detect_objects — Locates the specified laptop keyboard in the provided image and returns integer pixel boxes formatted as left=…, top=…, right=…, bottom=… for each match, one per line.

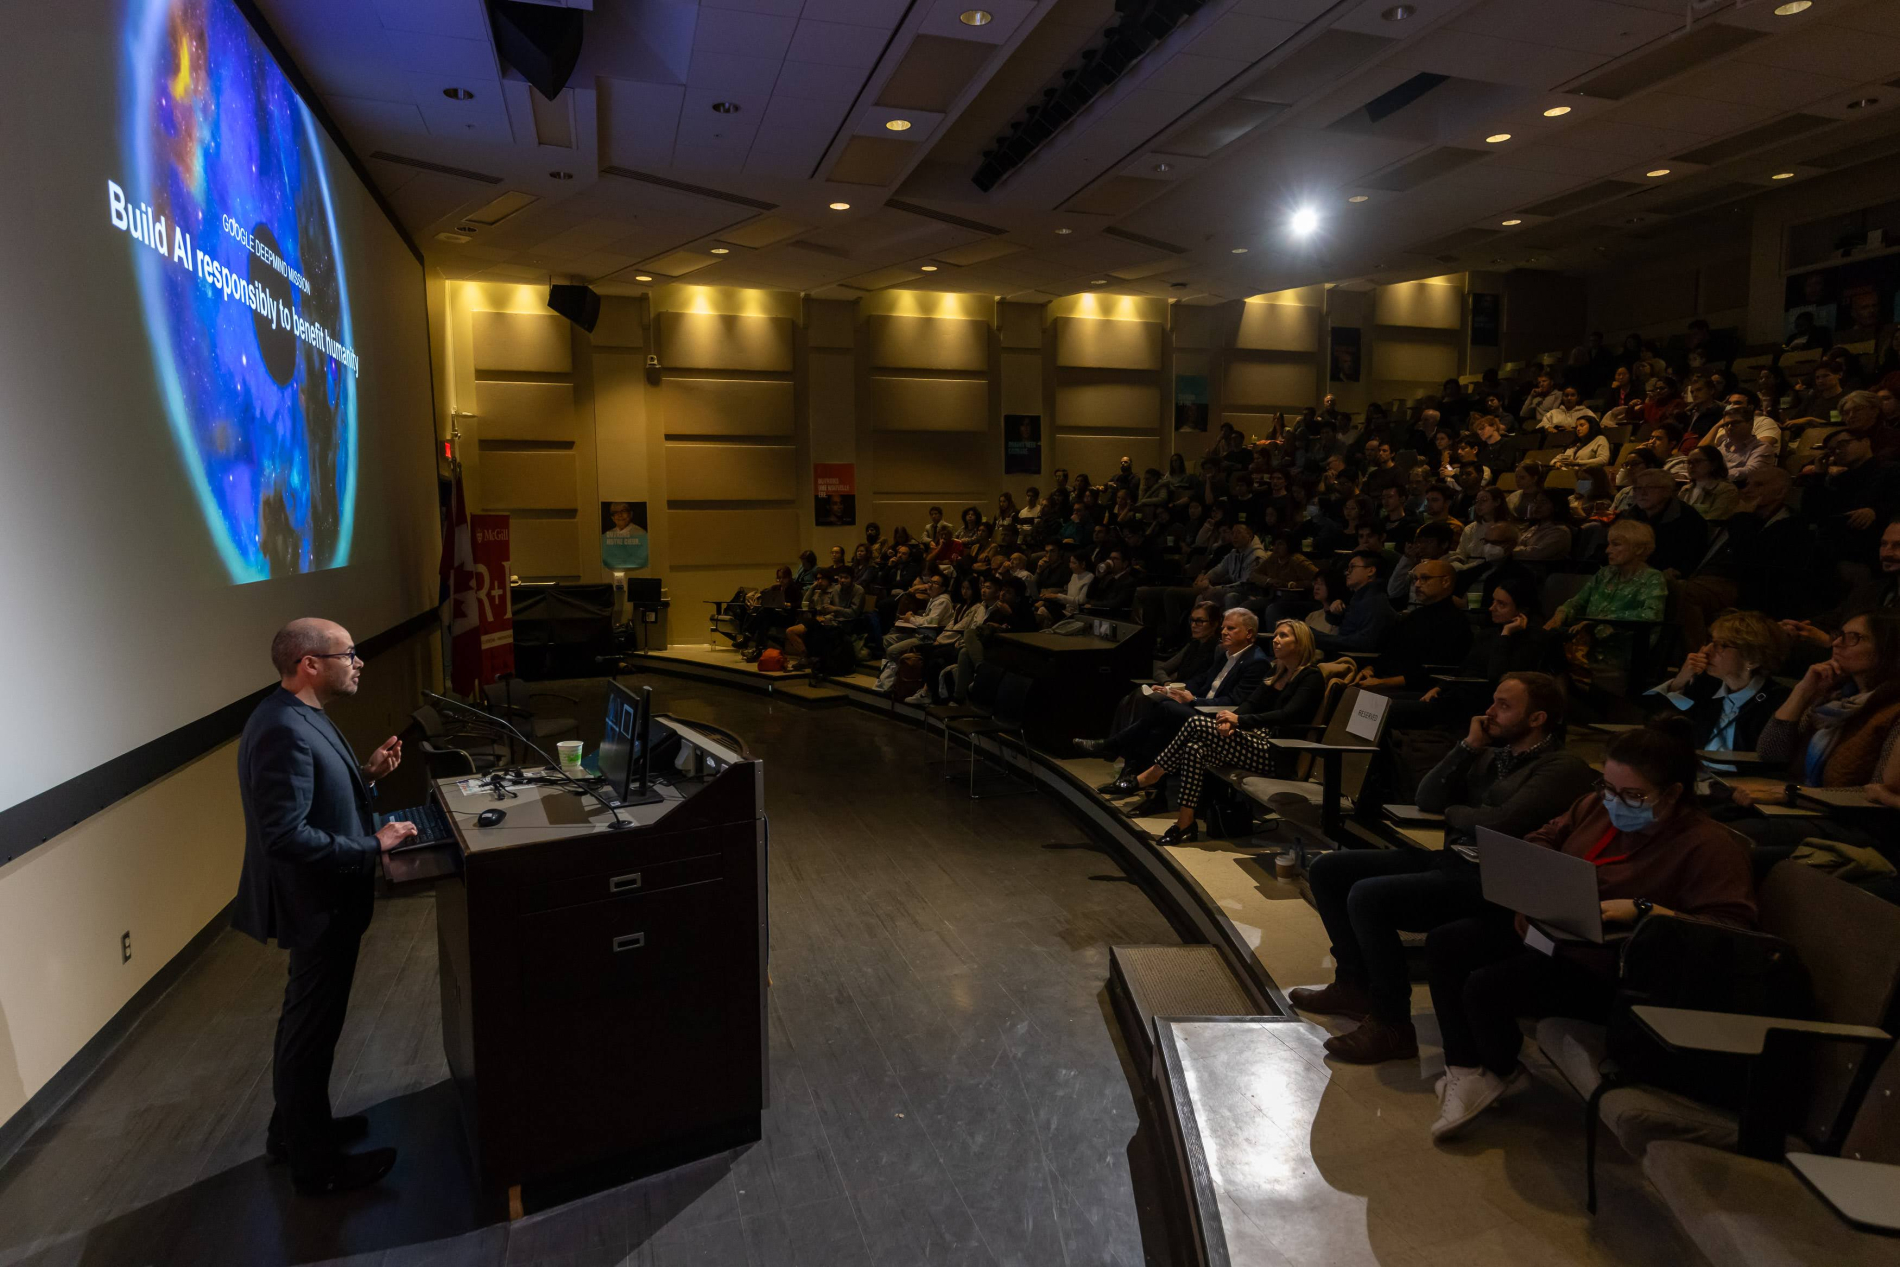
left=377, top=801, right=454, bottom=847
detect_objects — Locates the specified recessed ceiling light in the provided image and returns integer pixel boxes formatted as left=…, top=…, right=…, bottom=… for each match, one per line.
left=1347, top=194, right=1369, bottom=203
left=959, top=8, right=992, bottom=25
left=1054, top=227, right=1073, bottom=234
left=1773, top=1, right=1811, bottom=14
left=829, top=201, right=851, bottom=210
left=885, top=118, right=912, bottom=131
left=920, top=264, right=939, bottom=271
left=1848, top=97, right=1879, bottom=110
left=1090, top=278, right=1107, bottom=285
left=1501, top=218, right=1522, bottom=226
left=1290, top=206, right=1319, bottom=237
left=634, top=275, right=653, bottom=282
left=1771, top=171, right=1796, bottom=180
left=436, top=231, right=470, bottom=243
left=1381, top=4, right=1415, bottom=20
left=1542, top=105, right=1571, bottom=117
left=549, top=170, right=573, bottom=180
left=712, top=101, right=741, bottom=114
left=1485, top=133, right=1512, bottom=143
left=709, top=247, right=730, bottom=254
left=1646, top=168, right=1671, bottom=177
left=1231, top=247, right=1247, bottom=253
left=1153, top=162, right=1172, bottom=173
left=443, top=87, right=473, bottom=100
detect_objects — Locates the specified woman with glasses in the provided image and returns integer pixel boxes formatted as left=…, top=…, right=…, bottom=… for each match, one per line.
left=1111, top=620, right=1326, bottom=844
left=1424, top=721, right=1757, bottom=1141
left=1679, top=445, right=1739, bottom=521
left=1645, top=610, right=1790, bottom=776
left=1730, top=612, right=1900, bottom=894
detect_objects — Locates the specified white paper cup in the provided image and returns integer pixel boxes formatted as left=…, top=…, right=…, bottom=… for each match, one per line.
left=557, top=740, right=585, bottom=772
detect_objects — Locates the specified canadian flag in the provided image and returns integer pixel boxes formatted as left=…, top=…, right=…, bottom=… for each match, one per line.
left=439, top=465, right=480, bottom=695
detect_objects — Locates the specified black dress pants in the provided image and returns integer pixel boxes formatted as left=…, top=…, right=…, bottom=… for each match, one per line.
left=1425, top=916, right=1615, bottom=1077
left=1104, top=695, right=1197, bottom=772
left=1306, top=847, right=1488, bottom=1024
left=272, top=915, right=366, bottom=1177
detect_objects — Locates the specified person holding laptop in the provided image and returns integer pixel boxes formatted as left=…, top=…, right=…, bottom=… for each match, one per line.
left=1290, top=673, right=1592, bottom=1064
left=1423, top=722, right=1756, bottom=1141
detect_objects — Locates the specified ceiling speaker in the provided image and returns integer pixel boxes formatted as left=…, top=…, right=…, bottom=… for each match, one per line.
left=547, top=284, right=600, bottom=333
left=488, top=1, right=584, bottom=101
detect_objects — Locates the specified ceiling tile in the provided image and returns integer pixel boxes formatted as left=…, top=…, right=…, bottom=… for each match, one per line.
left=371, top=0, right=487, bottom=38
left=1738, top=28, right=1900, bottom=82
left=702, top=0, right=805, bottom=15
left=1446, top=0, right=1677, bottom=55
left=787, top=21, right=894, bottom=70
left=693, top=7, right=799, bottom=54
left=1598, top=90, right=1778, bottom=138
left=1546, top=116, right=1709, bottom=157
left=1667, top=62, right=1861, bottom=113
left=801, top=0, right=909, bottom=29
left=773, top=59, right=871, bottom=103
left=1134, top=53, right=1253, bottom=99
left=1184, top=13, right=1301, bottom=65
left=598, top=79, right=685, bottom=168
left=687, top=50, right=788, bottom=92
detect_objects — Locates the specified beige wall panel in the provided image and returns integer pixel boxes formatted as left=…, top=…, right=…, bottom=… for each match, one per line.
left=667, top=509, right=800, bottom=566
left=1056, top=435, right=1159, bottom=482
left=872, top=431, right=988, bottom=493
left=592, top=354, right=650, bottom=502
left=807, top=298, right=855, bottom=349
left=1001, top=349, right=1042, bottom=415
left=1237, top=302, right=1318, bottom=352
left=655, top=311, right=795, bottom=371
left=1057, top=380, right=1159, bottom=431
left=510, top=518, right=582, bottom=579
left=871, top=377, right=988, bottom=432
left=866, top=314, right=988, bottom=371
left=1374, top=282, right=1463, bottom=330
left=662, top=378, right=795, bottom=435
left=474, top=380, right=576, bottom=442
left=666, top=443, right=796, bottom=501
left=807, top=351, right=856, bottom=464
left=590, top=297, right=644, bottom=348
left=1000, top=302, right=1042, bottom=349
left=479, top=450, right=577, bottom=509
left=471, top=310, right=573, bottom=373
left=1223, top=359, right=1316, bottom=408
left=1054, top=316, right=1162, bottom=369
left=1373, top=340, right=1460, bottom=383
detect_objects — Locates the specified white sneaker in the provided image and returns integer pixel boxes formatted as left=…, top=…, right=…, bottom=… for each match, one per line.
left=1434, top=1073, right=1447, bottom=1103
left=1431, top=1065, right=1520, bottom=1140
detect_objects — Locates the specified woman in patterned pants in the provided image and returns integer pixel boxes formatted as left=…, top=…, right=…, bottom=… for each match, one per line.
left=1125, top=619, right=1328, bottom=844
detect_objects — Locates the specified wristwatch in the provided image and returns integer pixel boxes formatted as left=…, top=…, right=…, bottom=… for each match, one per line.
left=1633, top=897, right=1654, bottom=921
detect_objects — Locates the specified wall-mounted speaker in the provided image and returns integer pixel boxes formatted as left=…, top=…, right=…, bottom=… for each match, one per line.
left=488, top=1, right=584, bottom=101
left=547, top=284, right=601, bottom=333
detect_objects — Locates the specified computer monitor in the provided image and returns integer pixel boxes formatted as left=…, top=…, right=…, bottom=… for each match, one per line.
left=597, top=680, right=664, bottom=808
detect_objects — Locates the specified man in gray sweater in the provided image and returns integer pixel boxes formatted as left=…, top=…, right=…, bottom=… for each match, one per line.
left=1286, top=672, right=1595, bottom=1064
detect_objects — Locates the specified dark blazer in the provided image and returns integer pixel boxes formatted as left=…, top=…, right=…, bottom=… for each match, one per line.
left=1187, top=645, right=1271, bottom=706
left=1665, top=674, right=1790, bottom=754
left=1235, top=665, right=1325, bottom=733
left=232, top=688, right=381, bottom=950
left=1089, top=568, right=1139, bottom=611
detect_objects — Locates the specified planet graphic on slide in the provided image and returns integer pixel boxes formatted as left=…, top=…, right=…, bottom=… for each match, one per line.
left=123, top=0, right=356, bottom=583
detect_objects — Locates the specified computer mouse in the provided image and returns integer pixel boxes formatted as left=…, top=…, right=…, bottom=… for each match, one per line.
left=476, top=808, right=507, bottom=828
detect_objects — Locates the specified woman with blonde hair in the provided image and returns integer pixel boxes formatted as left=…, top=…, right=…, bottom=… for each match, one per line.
left=1115, top=618, right=1327, bottom=844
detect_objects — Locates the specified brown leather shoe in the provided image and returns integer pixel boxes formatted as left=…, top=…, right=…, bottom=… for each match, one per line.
left=1323, top=1016, right=1419, bottom=1065
left=1286, top=979, right=1374, bottom=1020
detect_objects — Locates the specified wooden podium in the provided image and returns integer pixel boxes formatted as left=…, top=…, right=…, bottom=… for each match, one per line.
left=389, top=717, right=766, bottom=1214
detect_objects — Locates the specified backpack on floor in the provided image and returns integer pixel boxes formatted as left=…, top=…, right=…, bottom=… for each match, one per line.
left=889, top=652, right=924, bottom=701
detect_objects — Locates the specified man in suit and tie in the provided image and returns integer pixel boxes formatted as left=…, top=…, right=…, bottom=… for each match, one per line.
left=234, top=619, right=417, bottom=1194
left=1076, top=607, right=1272, bottom=790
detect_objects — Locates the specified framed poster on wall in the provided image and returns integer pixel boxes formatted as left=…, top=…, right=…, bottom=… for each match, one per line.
left=1004, top=414, right=1042, bottom=474
left=1328, top=326, right=1361, bottom=382
left=814, top=463, right=856, bottom=525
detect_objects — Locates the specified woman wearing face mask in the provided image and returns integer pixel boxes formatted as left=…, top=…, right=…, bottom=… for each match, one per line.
left=1423, top=720, right=1757, bottom=1140
left=1113, top=619, right=1326, bottom=842
left=1568, top=465, right=1615, bottom=523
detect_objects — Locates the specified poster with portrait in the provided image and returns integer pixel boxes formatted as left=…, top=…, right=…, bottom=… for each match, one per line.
left=814, top=463, right=856, bottom=526
left=1004, top=413, right=1042, bottom=474
left=600, top=501, right=649, bottom=570
left=1172, top=376, right=1208, bottom=432
left=1329, top=325, right=1362, bottom=382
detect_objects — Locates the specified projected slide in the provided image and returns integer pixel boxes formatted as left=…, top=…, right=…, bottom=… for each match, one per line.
left=115, top=0, right=359, bottom=583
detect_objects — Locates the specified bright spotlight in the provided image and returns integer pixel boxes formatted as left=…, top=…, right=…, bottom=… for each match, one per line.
left=1289, top=206, right=1320, bottom=237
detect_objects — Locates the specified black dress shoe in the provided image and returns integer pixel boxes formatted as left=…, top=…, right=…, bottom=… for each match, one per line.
left=267, top=1114, right=371, bottom=1164
left=1073, top=737, right=1113, bottom=756
left=293, top=1147, right=397, bottom=1196
left=1098, top=776, right=1142, bottom=797
left=1156, top=822, right=1199, bottom=845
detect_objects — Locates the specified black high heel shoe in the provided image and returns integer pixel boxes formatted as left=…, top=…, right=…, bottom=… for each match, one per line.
left=1156, top=821, right=1199, bottom=845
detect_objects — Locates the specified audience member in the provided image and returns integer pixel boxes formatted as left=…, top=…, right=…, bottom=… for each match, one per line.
left=1679, top=446, right=1739, bottom=522
left=1425, top=722, right=1755, bottom=1139
left=1646, top=609, right=1790, bottom=771
left=1295, top=673, right=1592, bottom=1063
left=1620, top=469, right=1708, bottom=577
left=1074, top=608, right=1269, bottom=776
left=1355, top=558, right=1470, bottom=693
left=1313, top=551, right=1397, bottom=656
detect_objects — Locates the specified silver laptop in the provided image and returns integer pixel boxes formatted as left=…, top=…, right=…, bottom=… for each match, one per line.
left=1475, top=826, right=1604, bottom=943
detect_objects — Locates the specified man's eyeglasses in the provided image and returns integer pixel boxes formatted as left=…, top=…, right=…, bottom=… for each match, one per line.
left=1189, top=616, right=1214, bottom=625
left=311, top=648, right=363, bottom=663
left=1594, top=778, right=1654, bottom=809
